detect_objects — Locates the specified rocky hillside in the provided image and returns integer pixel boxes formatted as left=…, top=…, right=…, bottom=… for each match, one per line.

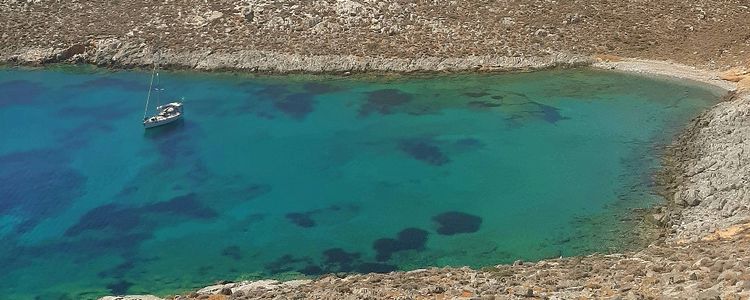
left=2, top=0, right=749, bottom=70
left=663, top=91, right=750, bottom=243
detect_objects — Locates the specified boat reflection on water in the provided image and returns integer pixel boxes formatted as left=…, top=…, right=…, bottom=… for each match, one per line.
left=142, top=117, right=186, bottom=140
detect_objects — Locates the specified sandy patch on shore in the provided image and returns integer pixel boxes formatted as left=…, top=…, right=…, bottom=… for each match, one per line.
left=702, top=222, right=750, bottom=241
left=592, top=58, right=737, bottom=91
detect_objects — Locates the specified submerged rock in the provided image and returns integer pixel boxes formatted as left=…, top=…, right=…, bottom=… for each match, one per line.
left=398, top=139, right=450, bottom=166
left=373, top=228, right=428, bottom=261
left=432, top=211, right=482, bottom=235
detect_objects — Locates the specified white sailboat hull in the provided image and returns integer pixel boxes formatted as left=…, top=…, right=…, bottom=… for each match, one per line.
left=143, top=114, right=182, bottom=128
left=144, top=102, right=183, bottom=128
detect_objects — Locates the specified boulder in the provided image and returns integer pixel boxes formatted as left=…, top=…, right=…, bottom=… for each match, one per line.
left=197, top=282, right=238, bottom=295
left=220, top=287, right=232, bottom=295
left=59, top=43, right=86, bottom=60
left=206, top=11, right=223, bottom=23
left=13, top=47, right=55, bottom=64
left=185, top=10, right=223, bottom=27
left=335, top=0, right=365, bottom=17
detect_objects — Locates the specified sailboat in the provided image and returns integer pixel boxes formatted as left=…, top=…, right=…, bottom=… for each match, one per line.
left=143, top=62, right=183, bottom=129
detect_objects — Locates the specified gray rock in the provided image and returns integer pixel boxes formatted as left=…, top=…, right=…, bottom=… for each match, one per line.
left=220, top=287, right=232, bottom=295
left=696, top=288, right=721, bottom=300
left=664, top=91, right=750, bottom=243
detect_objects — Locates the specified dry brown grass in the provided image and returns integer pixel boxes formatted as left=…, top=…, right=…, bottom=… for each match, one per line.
left=2, top=0, right=749, bottom=69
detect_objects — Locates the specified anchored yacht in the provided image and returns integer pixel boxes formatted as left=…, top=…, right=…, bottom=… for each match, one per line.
left=143, top=62, right=183, bottom=128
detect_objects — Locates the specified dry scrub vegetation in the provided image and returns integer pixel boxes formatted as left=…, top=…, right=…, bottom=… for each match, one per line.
left=2, top=0, right=749, bottom=69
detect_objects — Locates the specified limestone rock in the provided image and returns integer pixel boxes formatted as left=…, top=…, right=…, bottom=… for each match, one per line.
left=665, top=91, right=750, bottom=243
left=197, top=282, right=238, bottom=295
left=206, top=11, right=223, bottom=23
left=283, top=279, right=312, bottom=288
left=335, top=0, right=365, bottom=18
left=185, top=10, right=224, bottom=27
left=232, top=279, right=281, bottom=293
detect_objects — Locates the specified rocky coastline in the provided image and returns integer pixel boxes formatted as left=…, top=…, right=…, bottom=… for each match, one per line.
left=1, top=39, right=595, bottom=74
left=4, top=0, right=750, bottom=299
left=103, top=226, right=750, bottom=299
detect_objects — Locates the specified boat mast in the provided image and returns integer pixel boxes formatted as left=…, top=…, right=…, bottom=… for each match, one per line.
left=155, top=71, right=161, bottom=107
left=143, top=45, right=163, bottom=119
left=143, top=63, right=157, bottom=120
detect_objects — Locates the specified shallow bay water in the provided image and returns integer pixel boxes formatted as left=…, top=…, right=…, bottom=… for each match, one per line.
left=0, top=67, right=722, bottom=299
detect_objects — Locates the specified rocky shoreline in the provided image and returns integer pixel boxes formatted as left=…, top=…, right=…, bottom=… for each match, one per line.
left=104, top=225, right=750, bottom=299
left=1, top=39, right=595, bottom=73
left=661, top=91, right=750, bottom=242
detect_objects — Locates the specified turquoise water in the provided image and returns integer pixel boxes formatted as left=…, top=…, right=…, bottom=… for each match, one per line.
left=0, top=67, right=721, bottom=299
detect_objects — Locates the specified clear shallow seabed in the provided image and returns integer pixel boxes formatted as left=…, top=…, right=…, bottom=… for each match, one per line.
left=0, top=67, right=722, bottom=299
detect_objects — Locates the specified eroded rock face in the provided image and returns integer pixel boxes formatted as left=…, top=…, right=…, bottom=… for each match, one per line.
left=665, top=92, right=750, bottom=243
left=3, top=36, right=592, bottom=73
